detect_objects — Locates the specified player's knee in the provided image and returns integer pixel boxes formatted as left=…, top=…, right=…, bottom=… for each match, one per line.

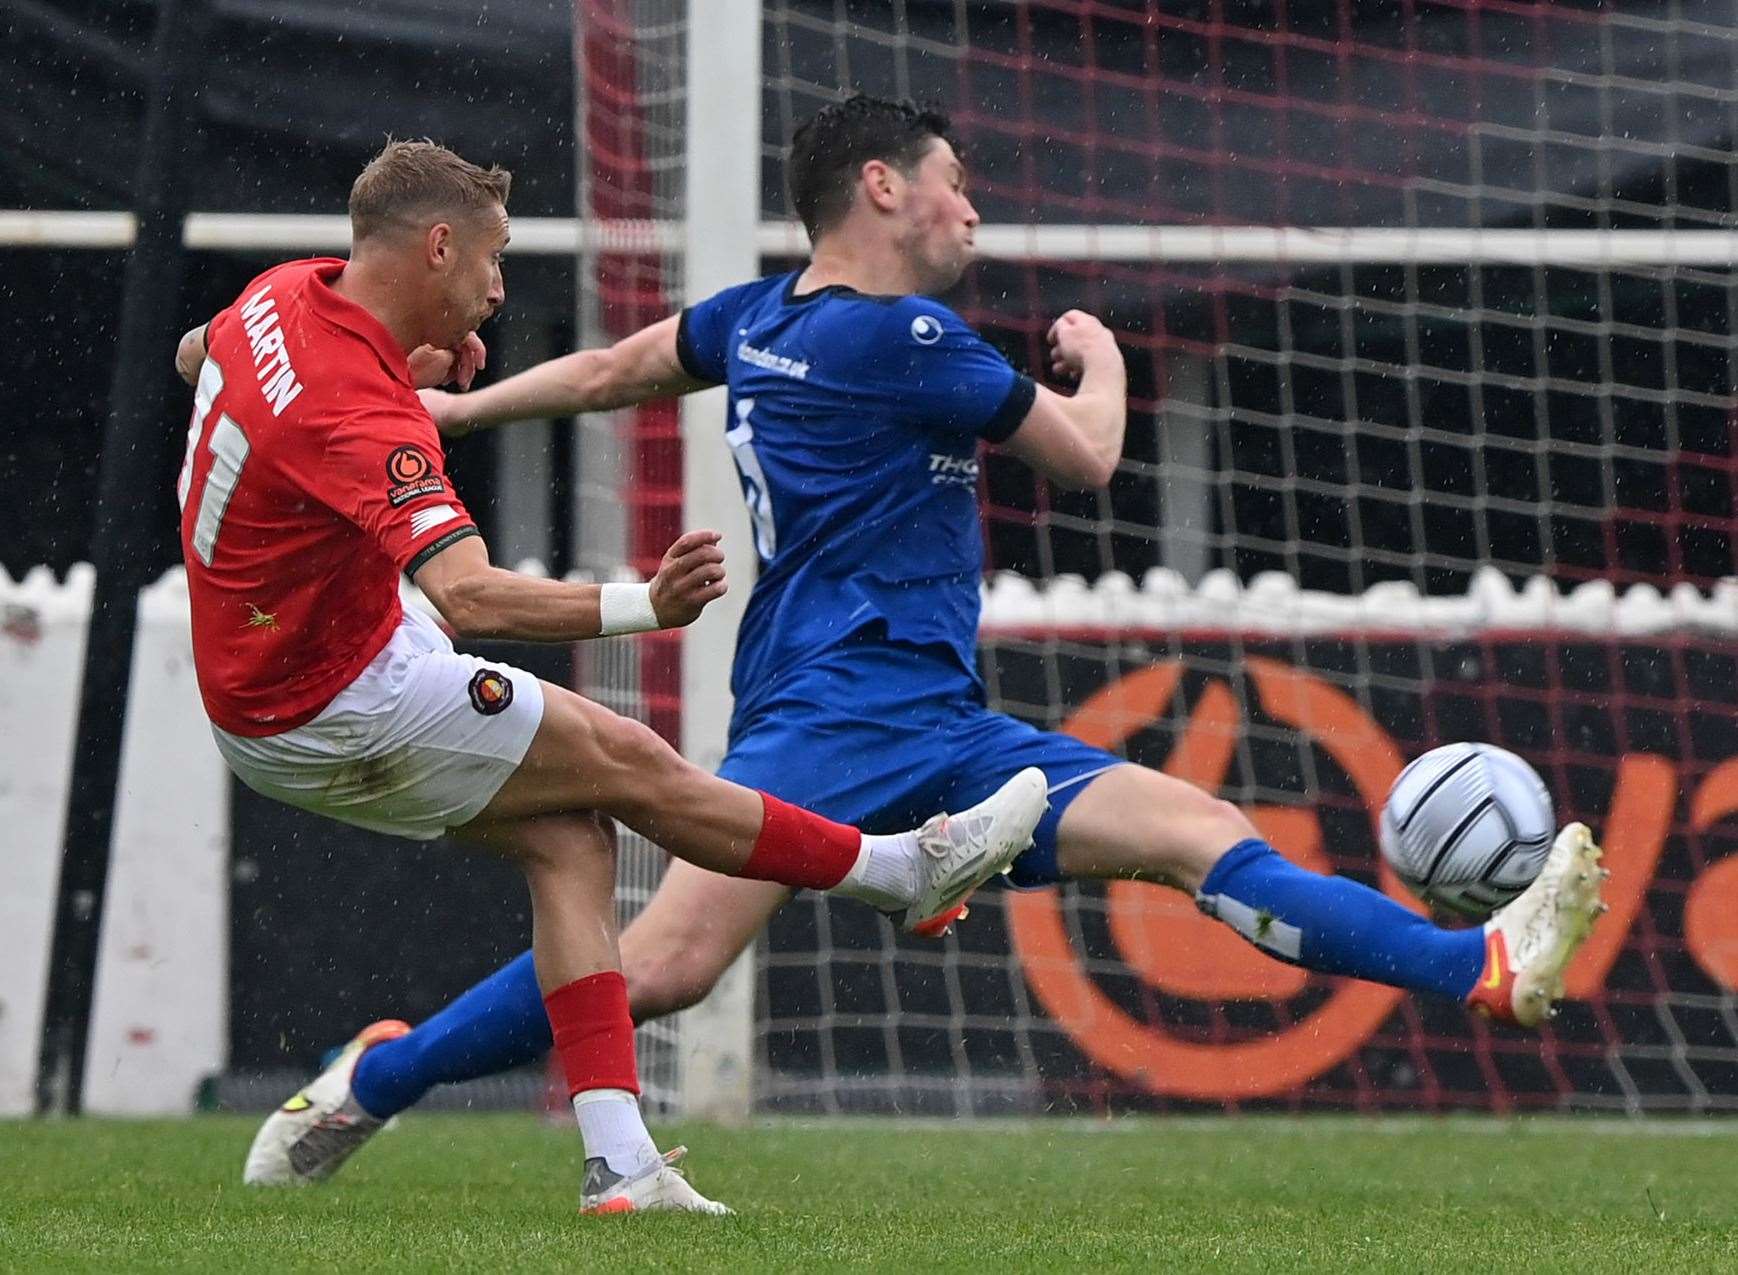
left=1204, top=794, right=1259, bottom=843
left=1145, top=776, right=1257, bottom=844
left=621, top=900, right=740, bottom=1022
left=624, top=938, right=721, bottom=1023
left=1153, top=796, right=1259, bottom=892
left=1148, top=788, right=1259, bottom=888
left=590, top=710, right=686, bottom=799
left=503, top=810, right=617, bottom=875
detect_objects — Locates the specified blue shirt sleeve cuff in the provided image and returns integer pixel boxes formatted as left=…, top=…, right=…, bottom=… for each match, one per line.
left=675, top=308, right=717, bottom=383
left=980, top=373, right=1037, bottom=444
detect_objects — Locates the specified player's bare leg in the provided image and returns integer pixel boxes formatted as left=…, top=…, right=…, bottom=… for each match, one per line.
left=1053, top=763, right=1254, bottom=891
left=242, top=809, right=717, bottom=1208
left=485, top=681, right=1047, bottom=933
left=458, top=810, right=730, bottom=1215
left=482, top=690, right=770, bottom=868
left=458, top=813, right=623, bottom=999
left=621, top=864, right=791, bottom=1023
left=245, top=808, right=729, bottom=1212
left=1053, top=764, right=1603, bottom=1023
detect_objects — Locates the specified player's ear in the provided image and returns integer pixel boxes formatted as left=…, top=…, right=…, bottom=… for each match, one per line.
left=424, top=221, right=455, bottom=271
left=861, top=159, right=902, bottom=214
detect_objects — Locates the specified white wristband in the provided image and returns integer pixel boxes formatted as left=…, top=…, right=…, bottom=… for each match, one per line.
left=598, top=582, right=661, bottom=636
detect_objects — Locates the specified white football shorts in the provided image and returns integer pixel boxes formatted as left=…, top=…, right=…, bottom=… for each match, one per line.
left=211, top=605, right=546, bottom=840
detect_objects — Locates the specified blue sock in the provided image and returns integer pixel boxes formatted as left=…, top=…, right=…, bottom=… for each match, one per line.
left=350, top=950, right=552, bottom=1118
left=1196, top=839, right=1486, bottom=1000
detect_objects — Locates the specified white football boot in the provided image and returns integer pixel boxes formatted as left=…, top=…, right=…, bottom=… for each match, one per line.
left=903, top=766, right=1049, bottom=937
left=242, top=1018, right=409, bottom=1186
left=579, top=1146, right=733, bottom=1216
left=1466, top=822, right=1609, bottom=1028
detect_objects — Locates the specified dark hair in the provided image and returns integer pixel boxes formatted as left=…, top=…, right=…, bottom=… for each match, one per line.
left=786, top=94, right=959, bottom=240
left=349, top=139, right=511, bottom=243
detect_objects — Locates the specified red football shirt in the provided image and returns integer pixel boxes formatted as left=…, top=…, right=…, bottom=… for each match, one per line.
left=178, top=258, right=480, bottom=736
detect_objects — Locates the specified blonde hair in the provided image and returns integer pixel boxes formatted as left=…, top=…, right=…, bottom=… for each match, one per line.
left=348, top=139, right=511, bottom=242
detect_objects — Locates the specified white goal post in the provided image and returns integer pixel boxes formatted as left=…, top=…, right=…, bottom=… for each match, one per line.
left=672, top=0, right=761, bottom=1125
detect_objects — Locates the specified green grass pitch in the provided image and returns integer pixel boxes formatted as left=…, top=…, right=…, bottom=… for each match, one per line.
left=4, top=1114, right=1738, bottom=1271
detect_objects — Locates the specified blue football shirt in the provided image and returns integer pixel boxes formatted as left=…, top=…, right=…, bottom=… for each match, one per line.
left=676, top=272, right=1036, bottom=736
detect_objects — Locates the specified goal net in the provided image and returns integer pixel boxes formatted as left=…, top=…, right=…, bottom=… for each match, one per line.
left=577, top=0, right=1738, bottom=1116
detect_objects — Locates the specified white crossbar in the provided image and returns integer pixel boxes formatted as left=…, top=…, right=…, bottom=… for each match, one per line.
left=7, top=210, right=1738, bottom=265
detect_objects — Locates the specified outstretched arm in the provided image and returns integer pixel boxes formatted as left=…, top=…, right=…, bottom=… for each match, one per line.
left=414, top=527, right=728, bottom=642
left=1000, top=310, right=1127, bottom=490
left=421, top=314, right=708, bottom=438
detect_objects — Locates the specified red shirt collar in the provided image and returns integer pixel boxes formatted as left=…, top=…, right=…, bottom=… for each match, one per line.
left=300, top=258, right=414, bottom=387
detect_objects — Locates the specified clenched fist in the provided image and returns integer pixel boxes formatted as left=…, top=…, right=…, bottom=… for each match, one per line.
left=1046, top=310, right=1120, bottom=381
left=409, top=332, right=488, bottom=398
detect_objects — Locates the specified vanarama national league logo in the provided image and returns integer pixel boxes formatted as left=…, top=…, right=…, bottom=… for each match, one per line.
left=385, top=446, right=444, bottom=507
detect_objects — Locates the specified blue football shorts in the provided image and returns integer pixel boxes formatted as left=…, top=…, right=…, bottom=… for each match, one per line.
left=718, top=694, right=1126, bottom=888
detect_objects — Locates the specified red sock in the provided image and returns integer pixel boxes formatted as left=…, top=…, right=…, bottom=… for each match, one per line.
left=543, top=971, right=639, bottom=1097
left=738, top=791, right=863, bottom=890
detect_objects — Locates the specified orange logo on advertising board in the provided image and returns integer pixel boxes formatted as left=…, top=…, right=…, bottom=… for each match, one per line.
left=1004, top=656, right=1691, bottom=1101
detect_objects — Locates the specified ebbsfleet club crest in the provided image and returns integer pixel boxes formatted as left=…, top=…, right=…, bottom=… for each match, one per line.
left=467, top=668, right=514, bottom=716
